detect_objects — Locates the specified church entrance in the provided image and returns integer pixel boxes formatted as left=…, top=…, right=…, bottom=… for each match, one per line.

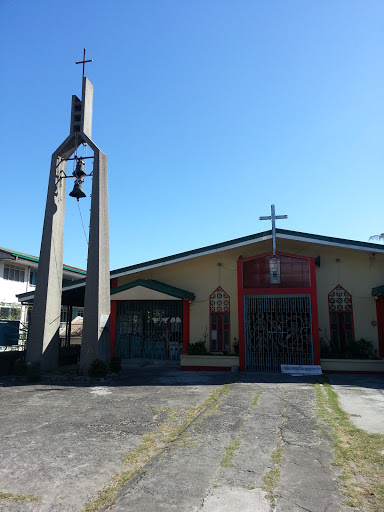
left=237, top=250, right=320, bottom=371
left=115, top=300, right=183, bottom=361
left=244, top=295, right=313, bottom=371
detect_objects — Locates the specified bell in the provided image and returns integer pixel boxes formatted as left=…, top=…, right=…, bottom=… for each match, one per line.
left=69, top=180, right=86, bottom=200
left=73, top=159, right=86, bottom=179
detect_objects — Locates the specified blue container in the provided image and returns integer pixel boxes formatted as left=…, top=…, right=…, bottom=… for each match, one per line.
left=0, top=320, right=20, bottom=346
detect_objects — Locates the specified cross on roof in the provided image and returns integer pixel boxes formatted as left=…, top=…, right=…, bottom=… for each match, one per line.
left=259, top=204, right=288, bottom=256
left=76, top=48, right=93, bottom=78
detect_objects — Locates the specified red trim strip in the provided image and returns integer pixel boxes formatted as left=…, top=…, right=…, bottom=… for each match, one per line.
left=182, top=299, right=190, bottom=354
left=310, top=258, right=320, bottom=365
left=237, top=259, right=245, bottom=371
left=241, top=287, right=311, bottom=295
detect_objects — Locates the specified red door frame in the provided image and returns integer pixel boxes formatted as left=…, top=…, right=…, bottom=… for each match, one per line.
left=237, top=252, right=320, bottom=371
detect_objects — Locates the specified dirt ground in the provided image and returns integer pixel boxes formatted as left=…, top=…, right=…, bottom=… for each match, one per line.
left=1, top=366, right=379, bottom=512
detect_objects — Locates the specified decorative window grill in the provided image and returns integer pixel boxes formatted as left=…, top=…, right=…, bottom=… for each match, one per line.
left=328, top=285, right=352, bottom=312
left=210, top=287, right=230, bottom=313
left=328, top=285, right=354, bottom=350
left=209, top=287, right=230, bottom=351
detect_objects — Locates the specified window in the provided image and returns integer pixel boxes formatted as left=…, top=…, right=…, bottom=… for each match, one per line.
left=60, top=307, right=68, bottom=324
left=328, top=285, right=354, bottom=350
left=60, top=307, right=84, bottom=324
left=0, top=303, right=21, bottom=320
left=210, top=287, right=230, bottom=352
left=269, top=257, right=281, bottom=284
left=3, top=264, right=25, bottom=282
left=242, top=254, right=310, bottom=288
left=29, top=270, right=37, bottom=286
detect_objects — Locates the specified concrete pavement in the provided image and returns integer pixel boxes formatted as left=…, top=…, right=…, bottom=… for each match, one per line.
left=327, top=373, right=384, bottom=435
left=0, top=367, right=365, bottom=511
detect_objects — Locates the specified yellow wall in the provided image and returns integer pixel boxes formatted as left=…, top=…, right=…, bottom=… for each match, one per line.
left=115, top=238, right=384, bottom=354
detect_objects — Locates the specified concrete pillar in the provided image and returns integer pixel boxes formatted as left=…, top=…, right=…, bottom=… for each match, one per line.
left=80, top=147, right=110, bottom=369
left=26, top=149, right=71, bottom=368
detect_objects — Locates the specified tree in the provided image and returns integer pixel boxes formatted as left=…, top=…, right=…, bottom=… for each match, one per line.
left=369, top=234, right=384, bottom=242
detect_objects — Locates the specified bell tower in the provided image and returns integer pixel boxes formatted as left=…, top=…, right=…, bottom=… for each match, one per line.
left=27, top=51, right=110, bottom=370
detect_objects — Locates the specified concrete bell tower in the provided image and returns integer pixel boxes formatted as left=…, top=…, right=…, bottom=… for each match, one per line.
left=27, top=52, right=110, bottom=371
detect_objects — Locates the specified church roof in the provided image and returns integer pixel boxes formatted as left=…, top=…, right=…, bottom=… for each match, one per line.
left=110, top=228, right=384, bottom=279
left=17, top=228, right=384, bottom=304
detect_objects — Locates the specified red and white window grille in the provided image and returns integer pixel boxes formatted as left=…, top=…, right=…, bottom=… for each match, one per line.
left=210, top=287, right=230, bottom=352
left=328, top=285, right=354, bottom=350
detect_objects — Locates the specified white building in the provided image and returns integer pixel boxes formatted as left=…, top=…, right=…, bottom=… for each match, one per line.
left=0, top=247, right=85, bottom=330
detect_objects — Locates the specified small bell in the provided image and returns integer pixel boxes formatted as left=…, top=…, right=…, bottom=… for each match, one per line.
left=69, top=179, right=86, bottom=200
left=73, top=159, right=86, bottom=179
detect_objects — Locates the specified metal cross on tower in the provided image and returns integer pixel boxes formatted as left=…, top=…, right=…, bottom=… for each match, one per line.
left=76, top=48, right=93, bottom=78
left=259, top=204, right=288, bottom=256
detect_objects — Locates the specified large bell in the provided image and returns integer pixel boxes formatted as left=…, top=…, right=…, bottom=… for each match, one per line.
left=69, top=180, right=86, bottom=200
left=73, top=159, right=86, bottom=179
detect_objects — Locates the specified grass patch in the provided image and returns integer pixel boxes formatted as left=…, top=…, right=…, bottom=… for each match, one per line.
left=221, top=438, right=241, bottom=467
left=0, top=492, right=40, bottom=503
left=83, top=384, right=231, bottom=512
left=315, top=382, right=384, bottom=511
left=250, top=391, right=262, bottom=409
left=262, top=446, right=283, bottom=503
left=263, top=467, right=281, bottom=493
left=270, top=447, right=282, bottom=465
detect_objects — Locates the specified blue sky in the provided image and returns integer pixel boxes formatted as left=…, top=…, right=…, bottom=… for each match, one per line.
left=0, top=1, right=383, bottom=270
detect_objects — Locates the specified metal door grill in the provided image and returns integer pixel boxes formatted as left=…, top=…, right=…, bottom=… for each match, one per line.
left=116, top=301, right=183, bottom=360
left=245, top=295, right=313, bottom=371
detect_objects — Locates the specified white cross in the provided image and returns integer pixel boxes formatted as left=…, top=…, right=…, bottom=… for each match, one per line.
left=259, top=204, right=288, bottom=256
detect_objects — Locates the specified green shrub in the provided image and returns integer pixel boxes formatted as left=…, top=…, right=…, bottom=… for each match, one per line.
left=88, top=358, right=108, bottom=378
left=347, top=338, right=377, bottom=359
left=320, top=337, right=378, bottom=359
left=109, top=356, right=121, bottom=373
left=187, top=341, right=208, bottom=355
left=26, top=361, right=41, bottom=382
left=13, top=358, right=26, bottom=376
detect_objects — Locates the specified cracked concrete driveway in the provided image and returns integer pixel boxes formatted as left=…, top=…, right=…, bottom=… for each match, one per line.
left=0, top=367, right=346, bottom=512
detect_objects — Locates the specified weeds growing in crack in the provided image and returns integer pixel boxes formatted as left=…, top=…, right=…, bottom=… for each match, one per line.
left=0, top=492, right=41, bottom=503
left=82, top=384, right=231, bottom=512
left=262, top=446, right=283, bottom=503
left=270, top=447, right=282, bottom=465
left=315, top=382, right=384, bottom=511
left=175, top=432, right=205, bottom=447
left=221, top=438, right=241, bottom=467
left=249, top=391, right=263, bottom=409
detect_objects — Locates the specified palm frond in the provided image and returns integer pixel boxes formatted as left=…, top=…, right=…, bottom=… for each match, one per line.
left=369, top=234, right=384, bottom=242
